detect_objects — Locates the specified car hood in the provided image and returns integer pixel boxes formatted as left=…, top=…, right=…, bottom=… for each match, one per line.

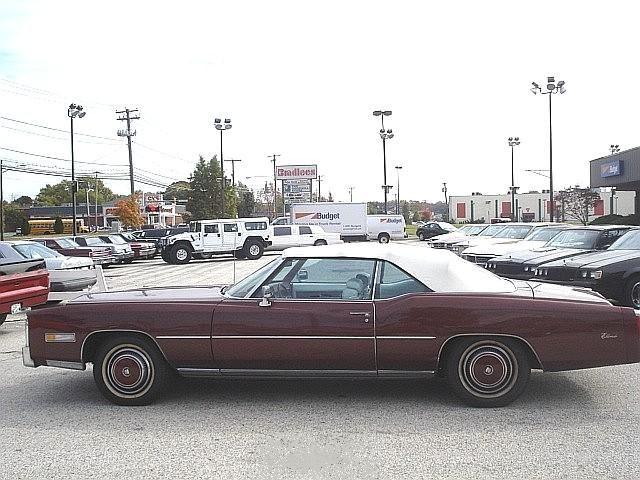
left=499, top=247, right=591, bottom=265
left=540, top=249, right=640, bottom=269
left=68, top=286, right=225, bottom=304
left=44, top=256, right=93, bottom=270
left=512, top=280, right=610, bottom=304
left=465, top=240, right=547, bottom=257
left=428, top=232, right=468, bottom=242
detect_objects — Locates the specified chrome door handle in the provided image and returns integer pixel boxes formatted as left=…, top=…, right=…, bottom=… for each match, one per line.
left=349, top=312, right=371, bottom=323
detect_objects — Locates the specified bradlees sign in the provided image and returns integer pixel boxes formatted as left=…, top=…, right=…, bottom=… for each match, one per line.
left=276, top=164, right=318, bottom=180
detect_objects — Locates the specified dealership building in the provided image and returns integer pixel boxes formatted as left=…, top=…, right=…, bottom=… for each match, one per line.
left=448, top=190, right=634, bottom=224
left=590, top=147, right=640, bottom=214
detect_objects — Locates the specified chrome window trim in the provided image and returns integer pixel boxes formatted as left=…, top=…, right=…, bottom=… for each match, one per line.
left=436, top=333, right=544, bottom=370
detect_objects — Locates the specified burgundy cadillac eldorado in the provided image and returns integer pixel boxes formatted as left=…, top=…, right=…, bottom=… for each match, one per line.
left=23, top=244, right=640, bottom=407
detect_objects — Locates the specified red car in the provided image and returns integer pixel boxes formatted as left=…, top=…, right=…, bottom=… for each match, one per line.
left=23, top=244, right=640, bottom=407
left=33, top=237, right=114, bottom=267
left=1, top=257, right=49, bottom=326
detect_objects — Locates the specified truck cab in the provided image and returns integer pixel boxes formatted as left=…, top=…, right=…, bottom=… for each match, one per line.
left=160, top=217, right=271, bottom=264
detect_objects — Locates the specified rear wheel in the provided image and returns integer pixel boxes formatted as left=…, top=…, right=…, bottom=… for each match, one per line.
left=624, top=275, right=640, bottom=308
left=378, top=233, right=390, bottom=244
left=160, top=250, right=171, bottom=263
left=445, top=337, right=530, bottom=407
left=93, top=335, right=169, bottom=406
left=314, top=239, right=327, bottom=246
left=170, top=244, right=192, bottom=264
left=243, top=240, right=264, bottom=260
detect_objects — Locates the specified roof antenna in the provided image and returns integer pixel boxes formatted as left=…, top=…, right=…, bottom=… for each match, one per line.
left=232, top=227, right=237, bottom=284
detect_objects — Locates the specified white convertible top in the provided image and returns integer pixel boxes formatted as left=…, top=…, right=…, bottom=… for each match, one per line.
left=282, top=243, right=516, bottom=293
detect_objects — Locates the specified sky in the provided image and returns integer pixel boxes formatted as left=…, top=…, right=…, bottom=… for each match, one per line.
left=0, top=0, right=639, bottom=205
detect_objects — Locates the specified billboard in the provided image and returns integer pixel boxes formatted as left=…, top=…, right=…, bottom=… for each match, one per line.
left=276, top=165, right=318, bottom=180
left=601, top=160, right=623, bottom=178
left=283, top=179, right=312, bottom=204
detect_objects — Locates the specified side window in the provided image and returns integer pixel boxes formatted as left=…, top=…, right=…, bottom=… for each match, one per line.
left=45, top=240, right=55, bottom=247
left=204, top=224, right=219, bottom=234
left=299, top=226, right=312, bottom=235
left=376, top=261, right=431, bottom=299
left=274, top=226, right=292, bottom=236
left=257, top=258, right=376, bottom=300
left=224, top=223, right=238, bottom=233
left=245, top=221, right=267, bottom=231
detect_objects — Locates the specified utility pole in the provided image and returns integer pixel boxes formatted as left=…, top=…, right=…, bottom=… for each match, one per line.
left=268, top=154, right=281, bottom=218
left=0, top=157, right=4, bottom=241
left=317, top=175, right=324, bottom=202
left=224, top=158, right=242, bottom=187
left=116, top=108, right=140, bottom=196
left=442, top=182, right=448, bottom=221
left=94, top=172, right=99, bottom=231
left=348, top=186, right=354, bottom=202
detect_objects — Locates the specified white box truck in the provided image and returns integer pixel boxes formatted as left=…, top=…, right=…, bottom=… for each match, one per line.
left=289, top=202, right=367, bottom=241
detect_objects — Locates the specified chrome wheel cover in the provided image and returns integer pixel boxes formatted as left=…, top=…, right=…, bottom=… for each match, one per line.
left=249, top=244, right=260, bottom=256
left=631, top=282, right=640, bottom=308
left=175, top=248, right=188, bottom=261
left=458, top=341, right=518, bottom=398
left=102, top=344, right=154, bottom=399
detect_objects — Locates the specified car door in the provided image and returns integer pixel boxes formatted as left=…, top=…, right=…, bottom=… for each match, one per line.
left=222, top=223, right=242, bottom=249
left=297, top=225, right=315, bottom=246
left=212, top=257, right=377, bottom=372
left=203, top=223, right=222, bottom=250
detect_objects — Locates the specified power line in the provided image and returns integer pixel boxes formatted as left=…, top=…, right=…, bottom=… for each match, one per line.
left=0, top=115, right=120, bottom=142
left=0, top=122, right=122, bottom=146
left=0, top=145, right=130, bottom=167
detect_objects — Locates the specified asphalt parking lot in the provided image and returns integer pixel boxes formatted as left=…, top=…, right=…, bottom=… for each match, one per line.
left=1, top=249, right=639, bottom=479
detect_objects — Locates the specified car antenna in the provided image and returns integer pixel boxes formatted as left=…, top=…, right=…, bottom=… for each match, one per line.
left=232, top=226, right=237, bottom=284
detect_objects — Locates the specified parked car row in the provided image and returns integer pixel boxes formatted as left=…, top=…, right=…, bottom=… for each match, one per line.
left=424, top=222, right=640, bottom=308
left=0, top=254, right=49, bottom=326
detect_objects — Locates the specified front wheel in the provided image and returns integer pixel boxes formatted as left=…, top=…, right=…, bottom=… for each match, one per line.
left=93, top=335, right=170, bottom=406
left=170, top=244, right=192, bottom=264
left=0, top=313, right=6, bottom=326
left=445, top=338, right=530, bottom=407
left=243, top=240, right=264, bottom=260
left=418, top=231, right=425, bottom=241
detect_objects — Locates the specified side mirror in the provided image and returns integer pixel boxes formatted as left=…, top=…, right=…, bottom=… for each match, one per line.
left=258, top=285, right=273, bottom=307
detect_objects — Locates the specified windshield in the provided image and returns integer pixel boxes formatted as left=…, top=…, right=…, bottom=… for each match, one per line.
left=466, top=225, right=488, bottom=235
left=225, top=257, right=282, bottom=298
left=14, top=243, right=61, bottom=259
left=524, top=227, right=566, bottom=242
left=108, top=236, right=127, bottom=244
left=478, top=224, right=506, bottom=237
left=545, top=229, right=600, bottom=249
left=609, top=230, right=640, bottom=250
left=120, top=233, right=135, bottom=241
left=86, top=237, right=107, bottom=246
left=57, top=238, right=79, bottom=248
left=493, top=225, right=532, bottom=239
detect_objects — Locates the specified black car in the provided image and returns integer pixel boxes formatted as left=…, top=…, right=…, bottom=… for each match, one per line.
left=416, top=222, right=457, bottom=241
left=530, top=229, right=640, bottom=307
left=485, top=225, right=634, bottom=279
left=131, top=227, right=188, bottom=252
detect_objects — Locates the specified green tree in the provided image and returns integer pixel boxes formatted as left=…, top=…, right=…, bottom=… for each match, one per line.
left=186, top=155, right=236, bottom=220
left=53, top=216, right=64, bottom=234
left=556, top=187, right=601, bottom=225
left=236, top=183, right=256, bottom=217
left=163, top=181, right=191, bottom=201
left=401, top=202, right=411, bottom=222
left=3, top=203, right=27, bottom=232
left=36, top=178, right=116, bottom=206
left=13, top=195, right=33, bottom=207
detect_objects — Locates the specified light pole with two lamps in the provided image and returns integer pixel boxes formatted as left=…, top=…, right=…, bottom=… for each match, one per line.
left=610, top=144, right=620, bottom=155
left=530, top=77, right=566, bottom=222
left=508, top=137, right=520, bottom=221
left=214, top=118, right=232, bottom=216
left=372, top=110, right=393, bottom=214
left=68, top=104, right=86, bottom=236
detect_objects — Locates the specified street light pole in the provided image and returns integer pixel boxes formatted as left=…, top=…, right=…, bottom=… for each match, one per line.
left=348, top=186, right=354, bottom=202
left=508, top=137, right=520, bottom=221
left=373, top=110, right=393, bottom=214
left=395, top=166, right=402, bottom=215
left=67, top=104, right=86, bottom=236
left=214, top=118, right=232, bottom=216
left=531, top=77, right=566, bottom=222
left=94, top=172, right=99, bottom=231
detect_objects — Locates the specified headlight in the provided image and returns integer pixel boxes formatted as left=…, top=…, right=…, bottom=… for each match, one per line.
left=580, top=270, right=588, bottom=278
left=524, top=266, right=530, bottom=272
left=590, top=270, right=603, bottom=279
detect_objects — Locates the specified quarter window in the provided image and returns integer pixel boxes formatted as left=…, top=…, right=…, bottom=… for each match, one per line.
left=274, top=226, right=292, bottom=236
left=299, top=226, right=312, bottom=235
left=245, top=221, right=268, bottom=231
left=376, top=261, right=430, bottom=299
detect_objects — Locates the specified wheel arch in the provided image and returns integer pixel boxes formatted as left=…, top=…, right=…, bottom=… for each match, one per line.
left=82, top=329, right=171, bottom=366
left=244, top=235, right=268, bottom=247
left=436, top=334, right=543, bottom=375
left=172, top=240, right=193, bottom=252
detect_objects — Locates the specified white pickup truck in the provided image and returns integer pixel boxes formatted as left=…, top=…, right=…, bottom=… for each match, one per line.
left=159, top=218, right=271, bottom=264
